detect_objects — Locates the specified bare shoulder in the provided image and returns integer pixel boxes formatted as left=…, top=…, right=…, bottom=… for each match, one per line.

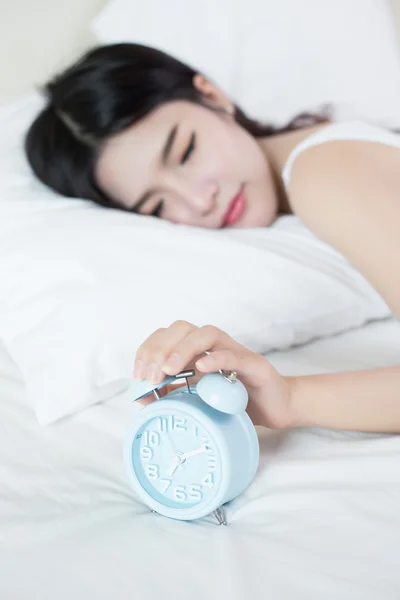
left=287, top=136, right=400, bottom=217
left=284, top=136, right=400, bottom=316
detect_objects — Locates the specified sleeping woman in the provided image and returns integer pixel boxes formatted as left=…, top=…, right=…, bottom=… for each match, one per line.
left=25, top=43, right=400, bottom=432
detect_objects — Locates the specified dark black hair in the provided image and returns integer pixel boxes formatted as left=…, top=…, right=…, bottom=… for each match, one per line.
left=24, top=43, right=330, bottom=211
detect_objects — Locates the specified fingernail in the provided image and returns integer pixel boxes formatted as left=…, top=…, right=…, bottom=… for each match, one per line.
left=196, top=355, right=215, bottom=370
left=148, top=363, right=162, bottom=384
left=162, top=353, right=181, bottom=375
left=133, top=359, right=144, bottom=380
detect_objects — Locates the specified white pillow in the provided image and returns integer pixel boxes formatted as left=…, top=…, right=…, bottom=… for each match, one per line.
left=90, top=0, right=400, bottom=127
left=0, top=94, right=391, bottom=426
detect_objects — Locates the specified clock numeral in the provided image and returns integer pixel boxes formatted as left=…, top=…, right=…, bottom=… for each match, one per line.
left=146, top=464, right=160, bottom=480
left=158, top=417, right=170, bottom=433
left=173, top=417, right=187, bottom=431
left=144, top=430, right=160, bottom=447
left=174, top=485, right=204, bottom=502
left=208, top=457, right=216, bottom=471
left=160, top=478, right=172, bottom=493
left=140, top=446, right=153, bottom=461
left=158, top=416, right=187, bottom=433
left=193, top=425, right=199, bottom=436
left=202, top=438, right=213, bottom=450
left=174, top=486, right=187, bottom=502
left=188, top=484, right=203, bottom=501
left=202, top=473, right=214, bottom=488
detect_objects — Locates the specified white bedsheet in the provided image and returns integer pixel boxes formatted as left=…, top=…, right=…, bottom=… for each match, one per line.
left=1, top=319, right=400, bottom=600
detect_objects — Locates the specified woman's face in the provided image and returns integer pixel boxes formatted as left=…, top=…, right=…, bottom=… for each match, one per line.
left=95, top=76, right=279, bottom=229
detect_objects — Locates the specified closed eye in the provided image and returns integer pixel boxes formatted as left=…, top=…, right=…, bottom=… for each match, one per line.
left=180, top=133, right=196, bottom=164
left=150, top=199, right=164, bottom=217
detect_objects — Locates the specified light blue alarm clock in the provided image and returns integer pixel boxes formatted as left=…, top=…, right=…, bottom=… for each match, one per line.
left=124, top=364, right=260, bottom=526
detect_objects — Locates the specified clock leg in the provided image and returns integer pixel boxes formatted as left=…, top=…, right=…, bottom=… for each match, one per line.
left=213, top=507, right=227, bottom=526
left=149, top=508, right=227, bottom=525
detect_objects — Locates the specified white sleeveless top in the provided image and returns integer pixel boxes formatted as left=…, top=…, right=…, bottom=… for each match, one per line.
left=282, top=120, right=400, bottom=191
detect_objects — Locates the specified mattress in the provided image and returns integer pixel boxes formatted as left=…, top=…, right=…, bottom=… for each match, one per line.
left=1, top=319, right=400, bottom=600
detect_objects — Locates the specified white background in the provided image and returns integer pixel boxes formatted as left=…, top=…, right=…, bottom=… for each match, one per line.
left=0, top=0, right=400, bottom=106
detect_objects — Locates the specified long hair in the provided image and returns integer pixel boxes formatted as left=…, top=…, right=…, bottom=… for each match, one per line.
left=25, top=43, right=330, bottom=212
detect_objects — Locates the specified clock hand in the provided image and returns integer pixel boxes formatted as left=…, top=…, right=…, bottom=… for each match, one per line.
left=180, top=445, right=208, bottom=461
left=166, top=433, right=180, bottom=455
left=166, top=455, right=181, bottom=476
left=166, top=448, right=188, bottom=476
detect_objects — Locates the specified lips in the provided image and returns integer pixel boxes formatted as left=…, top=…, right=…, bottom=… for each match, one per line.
left=222, top=186, right=246, bottom=227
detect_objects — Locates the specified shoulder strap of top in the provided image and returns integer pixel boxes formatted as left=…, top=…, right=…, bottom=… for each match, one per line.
left=282, top=120, right=400, bottom=190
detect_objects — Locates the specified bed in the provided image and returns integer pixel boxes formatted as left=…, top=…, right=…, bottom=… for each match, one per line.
left=1, top=318, right=400, bottom=600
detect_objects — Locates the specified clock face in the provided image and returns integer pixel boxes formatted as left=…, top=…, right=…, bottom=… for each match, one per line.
left=131, top=413, right=221, bottom=509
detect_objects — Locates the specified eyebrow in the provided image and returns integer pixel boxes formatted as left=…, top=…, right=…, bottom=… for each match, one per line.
left=131, top=123, right=179, bottom=212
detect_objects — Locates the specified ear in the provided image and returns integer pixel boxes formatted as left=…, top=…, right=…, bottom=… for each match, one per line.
left=192, top=74, right=233, bottom=113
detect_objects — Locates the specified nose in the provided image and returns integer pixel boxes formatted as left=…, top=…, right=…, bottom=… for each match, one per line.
left=172, top=178, right=218, bottom=216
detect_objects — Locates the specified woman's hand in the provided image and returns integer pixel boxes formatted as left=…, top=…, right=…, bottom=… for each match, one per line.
left=133, top=320, right=298, bottom=429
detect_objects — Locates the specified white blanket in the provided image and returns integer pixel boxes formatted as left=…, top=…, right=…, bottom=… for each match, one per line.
left=1, top=319, right=400, bottom=600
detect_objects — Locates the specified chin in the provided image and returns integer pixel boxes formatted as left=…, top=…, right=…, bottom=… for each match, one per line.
left=238, top=209, right=277, bottom=228
left=240, top=192, right=278, bottom=228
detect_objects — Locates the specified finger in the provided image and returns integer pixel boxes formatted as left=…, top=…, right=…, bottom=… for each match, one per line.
left=133, top=320, right=198, bottom=382
left=195, top=349, right=270, bottom=387
left=162, top=324, right=232, bottom=376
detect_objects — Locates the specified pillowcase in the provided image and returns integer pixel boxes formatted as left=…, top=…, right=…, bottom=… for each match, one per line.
left=90, top=0, right=400, bottom=127
left=0, top=94, right=391, bottom=425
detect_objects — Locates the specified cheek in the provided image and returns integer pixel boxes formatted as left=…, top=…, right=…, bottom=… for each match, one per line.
left=198, top=132, right=262, bottom=181
left=228, top=128, right=268, bottom=179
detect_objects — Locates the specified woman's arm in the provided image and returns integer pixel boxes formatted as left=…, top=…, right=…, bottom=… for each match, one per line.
left=283, top=139, right=400, bottom=433
left=287, top=366, right=400, bottom=432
